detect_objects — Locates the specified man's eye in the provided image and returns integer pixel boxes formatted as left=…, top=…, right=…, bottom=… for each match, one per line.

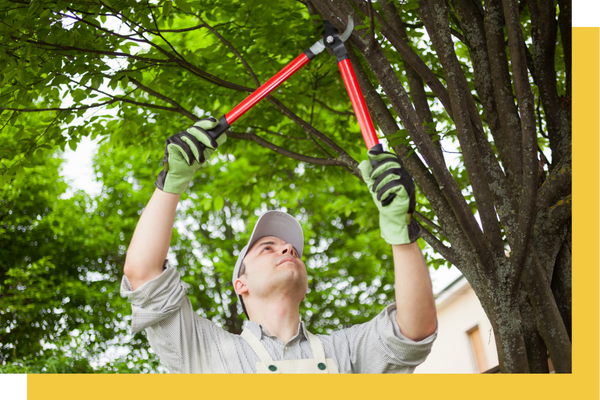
left=261, top=246, right=271, bottom=252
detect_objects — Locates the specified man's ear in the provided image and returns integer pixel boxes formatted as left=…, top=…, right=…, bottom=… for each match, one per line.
left=234, top=278, right=248, bottom=296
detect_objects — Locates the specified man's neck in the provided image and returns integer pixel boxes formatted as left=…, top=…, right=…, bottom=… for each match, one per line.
left=247, top=299, right=302, bottom=345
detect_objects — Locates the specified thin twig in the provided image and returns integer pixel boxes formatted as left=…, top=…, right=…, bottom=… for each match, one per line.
left=248, top=126, right=310, bottom=141
left=536, top=95, right=547, bottom=138
left=27, top=39, right=174, bottom=64
left=197, top=15, right=261, bottom=88
left=128, top=77, right=197, bottom=121
left=414, top=211, right=444, bottom=232
left=308, top=76, right=335, bottom=158
left=315, top=99, right=354, bottom=116
left=450, top=28, right=465, bottom=42
left=62, top=11, right=147, bottom=44
left=0, top=111, right=18, bottom=134
left=368, top=0, right=376, bottom=51
left=0, top=101, right=116, bottom=112
left=147, top=4, right=184, bottom=59
left=6, top=111, right=62, bottom=172
left=227, top=131, right=343, bottom=166
left=419, top=223, right=461, bottom=267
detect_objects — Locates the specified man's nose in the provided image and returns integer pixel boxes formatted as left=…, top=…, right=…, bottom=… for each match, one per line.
left=280, top=243, right=295, bottom=255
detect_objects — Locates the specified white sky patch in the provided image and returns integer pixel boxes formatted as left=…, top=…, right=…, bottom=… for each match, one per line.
left=60, top=135, right=102, bottom=198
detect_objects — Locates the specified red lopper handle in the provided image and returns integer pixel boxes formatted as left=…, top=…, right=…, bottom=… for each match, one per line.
left=337, top=58, right=379, bottom=150
left=206, top=53, right=312, bottom=140
left=225, top=53, right=312, bottom=125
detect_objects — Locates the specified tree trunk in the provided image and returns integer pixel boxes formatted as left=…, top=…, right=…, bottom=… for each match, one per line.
left=487, top=294, right=530, bottom=373
left=520, top=288, right=550, bottom=372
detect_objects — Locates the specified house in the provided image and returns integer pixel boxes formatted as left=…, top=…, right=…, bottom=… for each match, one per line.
left=415, top=275, right=500, bottom=373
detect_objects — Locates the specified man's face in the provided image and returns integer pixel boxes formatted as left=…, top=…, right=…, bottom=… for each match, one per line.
left=238, top=236, right=308, bottom=301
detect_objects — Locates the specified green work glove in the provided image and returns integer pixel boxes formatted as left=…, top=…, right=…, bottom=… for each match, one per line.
left=155, top=118, right=227, bottom=194
left=358, top=148, right=421, bottom=245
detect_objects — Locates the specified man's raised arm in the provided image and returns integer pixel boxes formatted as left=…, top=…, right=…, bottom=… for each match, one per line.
left=124, top=190, right=180, bottom=290
left=358, top=147, right=437, bottom=342
left=123, top=118, right=227, bottom=290
left=392, top=242, right=437, bottom=341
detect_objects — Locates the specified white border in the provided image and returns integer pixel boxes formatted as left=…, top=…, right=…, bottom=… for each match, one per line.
left=0, top=374, right=27, bottom=400
left=574, top=0, right=600, bottom=27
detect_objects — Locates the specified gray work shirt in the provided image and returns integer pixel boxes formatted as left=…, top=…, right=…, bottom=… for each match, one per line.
left=120, top=265, right=436, bottom=373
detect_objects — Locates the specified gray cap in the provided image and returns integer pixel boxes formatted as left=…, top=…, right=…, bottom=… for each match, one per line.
left=231, top=210, right=304, bottom=318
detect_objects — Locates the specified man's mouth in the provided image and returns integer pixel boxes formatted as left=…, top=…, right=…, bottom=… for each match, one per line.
left=277, top=257, right=297, bottom=266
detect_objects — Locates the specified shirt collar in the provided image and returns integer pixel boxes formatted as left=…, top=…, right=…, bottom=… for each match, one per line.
left=243, top=319, right=309, bottom=342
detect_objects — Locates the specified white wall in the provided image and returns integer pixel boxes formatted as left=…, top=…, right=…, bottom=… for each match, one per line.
left=415, top=278, right=499, bottom=373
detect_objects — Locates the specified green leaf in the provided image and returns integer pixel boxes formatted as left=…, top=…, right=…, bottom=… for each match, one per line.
left=242, top=193, right=251, bottom=206
left=402, top=2, right=420, bottom=10
left=213, top=196, right=224, bottom=210
left=175, top=0, right=193, bottom=13
left=142, top=148, right=152, bottom=162
left=163, top=0, right=173, bottom=16
left=68, top=139, right=78, bottom=151
left=130, top=120, right=138, bottom=135
left=35, top=148, right=45, bottom=161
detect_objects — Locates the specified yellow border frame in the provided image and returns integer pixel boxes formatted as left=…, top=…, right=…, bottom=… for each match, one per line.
left=26, top=28, right=599, bottom=400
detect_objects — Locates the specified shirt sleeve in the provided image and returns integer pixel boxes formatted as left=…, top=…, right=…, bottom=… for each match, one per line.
left=120, top=265, right=229, bottom=373
left=332, top=303, right=437, bottom=373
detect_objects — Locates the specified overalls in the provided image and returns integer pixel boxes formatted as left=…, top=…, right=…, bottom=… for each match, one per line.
left=241, top=328, right=339, bottom=373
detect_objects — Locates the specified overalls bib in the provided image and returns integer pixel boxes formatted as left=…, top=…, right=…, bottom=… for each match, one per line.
left=241, top=328, right=339, bottom=374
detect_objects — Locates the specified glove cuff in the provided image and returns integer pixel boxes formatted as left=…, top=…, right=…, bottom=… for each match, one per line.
left=380, top=214, right=421, bottom=245
left=407, top=216, right=422, bottom=243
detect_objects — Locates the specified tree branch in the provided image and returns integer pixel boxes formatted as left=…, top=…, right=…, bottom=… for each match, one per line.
left=264, top=95, right=359, bottom=171
left=127, top=77, right=198, bottom=121
left=448, top=0, right=520, bottom=242
left=315, top=100, right=354, bottom=116
left=247, top=126, right=310, bottom=141
left=337, top=6, right=476, bottom=267
left=418, top=221, right=462, bottom=267
left=414, top=211, right=443, bottom=232
left=482, top=0, right=523, bottom=189
left=422, top=0, right=504, bottom=260
left=377, top=0, right=444, bottom=161
left=536, top=152, right=571, bottom=212
left=557, top=0, right=571, bottom=99
left=322, top=0, right=488, bottom=267
left=521, top=245, right=572, bottom=372
left=450, top=28, right=465, bottom=42
left=345, top=0, right=456, bottom=121
left=196, top=15, right=261, bottom=88
left=26, top=38, right=174, bottom=64
left=0, top=101, right=116, bottom=112
left=526, top=0, right=570, bottom=164
left=226, top=131, right=343, bottom=167
left=502, top=0, right=541, bottom=286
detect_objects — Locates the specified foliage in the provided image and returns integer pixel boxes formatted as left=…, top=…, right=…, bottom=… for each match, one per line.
left=0, top=131, right=158, bottom=371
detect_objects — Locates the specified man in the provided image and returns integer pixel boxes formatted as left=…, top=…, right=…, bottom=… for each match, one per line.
left=121, top=118, right=437, bottom=373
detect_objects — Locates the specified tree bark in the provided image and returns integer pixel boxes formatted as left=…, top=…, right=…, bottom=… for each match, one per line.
left=521, top=247, right=572, bottom=372
left=519, top=288, right=550, bottom=372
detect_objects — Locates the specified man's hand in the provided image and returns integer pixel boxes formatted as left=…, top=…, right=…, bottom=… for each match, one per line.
left=358, top=148, right=421, bottom=245
left=155, top=118, right=227, bottom=194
